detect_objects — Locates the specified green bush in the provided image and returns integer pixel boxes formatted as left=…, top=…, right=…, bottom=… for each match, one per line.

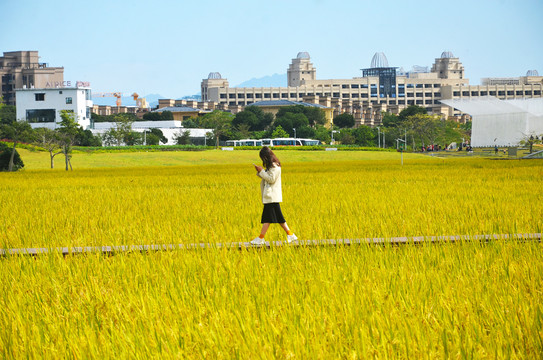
left=0, top=142, right=24, bottom=171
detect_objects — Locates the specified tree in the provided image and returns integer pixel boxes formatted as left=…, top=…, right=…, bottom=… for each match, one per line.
left=75, top=128, right=102, bottom=147
left=101, top=114, right=134, bottom=146
left=182, top=118, right=199, bottom=128
left=0, top=104, right=16, bottom=125
left=58, top=110, right=80, bottom=171
left=274, top=112, right=309, bottom=136
left=0, top=120, right=34, bottom=171
left=233, top=110, right=259, bottom=131
left=143, top=110, right=174, bottom=121
left=333, top=113, right=355, bottom=128
left=0, top=142, right=24, bottom=171
left=271, top=125, right=289, bottom=138
left=174, top=130, right=192, bottom=145
left=148, top=128, right=168, bottom=144
left=382, top=112, right=400, bottom=128
left=405, top=113, right=440, bottom=148
left=314, top=125, right=331, bottom=144
left=199, top=110, right=234, bottom=148
left=276, top=105, right=326, bottom=127
left=399, top=105, right=427, bottom=122
left=353, top=125, right=375, bottom=146
left=34, top=127, right=63, bottom=169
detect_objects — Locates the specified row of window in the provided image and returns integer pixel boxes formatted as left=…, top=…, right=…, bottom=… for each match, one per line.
left=225, top=99, right=441, bottom=107
left=453, top=90, right=541, bottom=97
left=34, top=93, right=73, bottom=103
left=221, top=91, right=443, bottom=99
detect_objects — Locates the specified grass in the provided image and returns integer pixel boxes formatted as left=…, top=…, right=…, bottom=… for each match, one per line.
left=1, top=149, right=542, bottom=358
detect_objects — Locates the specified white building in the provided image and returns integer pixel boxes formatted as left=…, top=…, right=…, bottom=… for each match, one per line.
left=441, top=97, right=543, bottom=147
left=15, top=87, right=93, bottom=129
left=92, top=120, right=212, bottom=145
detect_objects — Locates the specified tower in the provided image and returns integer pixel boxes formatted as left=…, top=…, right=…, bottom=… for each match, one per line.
left=287, top=52, right=316, bottom=87
left=431, top=51, right=465, bottom=79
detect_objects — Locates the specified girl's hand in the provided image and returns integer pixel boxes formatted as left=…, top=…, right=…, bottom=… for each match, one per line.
left=254, top=165, right=263, bottom=172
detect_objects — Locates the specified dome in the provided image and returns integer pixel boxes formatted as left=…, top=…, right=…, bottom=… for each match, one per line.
left=208, top=72, right=222, bottom=80
left=526, top=70, right=539, bottom=76
left=441, top=51, right=454, bottom=58
left=370, top=52, right=389, bottom=68
left=297, top=52, right=310, bottom=59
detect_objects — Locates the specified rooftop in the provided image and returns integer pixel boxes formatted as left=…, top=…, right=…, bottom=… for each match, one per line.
left=249, top=100, right=330, bottom=109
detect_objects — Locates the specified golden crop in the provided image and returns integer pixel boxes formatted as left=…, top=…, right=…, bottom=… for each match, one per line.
left=1, top=152, right=542, bottom=358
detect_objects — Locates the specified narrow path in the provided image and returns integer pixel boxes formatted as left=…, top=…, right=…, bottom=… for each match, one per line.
left=1, top=233, right=540, bottom=257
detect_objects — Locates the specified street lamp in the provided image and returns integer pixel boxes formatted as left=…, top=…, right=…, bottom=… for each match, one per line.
left=293, top=128, right=296, bottom=139
left=331, top=130, right=339, bottom=145
left=376, top=126, right=381, bottom=148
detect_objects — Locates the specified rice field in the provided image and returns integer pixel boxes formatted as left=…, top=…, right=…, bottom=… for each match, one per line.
left=1, top=150, right=542, bottom=358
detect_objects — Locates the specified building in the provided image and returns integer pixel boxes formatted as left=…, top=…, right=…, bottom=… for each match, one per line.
left=200, top=51, right=543, bottom=126
left=1, top=51, right=64, bottom=106
left=15, top=87, right=93, bottom=129
left=441, top=97, right=543, bottom=147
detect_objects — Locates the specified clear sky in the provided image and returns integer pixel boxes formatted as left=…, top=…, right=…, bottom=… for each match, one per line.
left=1, top=0, right=542, bottom=99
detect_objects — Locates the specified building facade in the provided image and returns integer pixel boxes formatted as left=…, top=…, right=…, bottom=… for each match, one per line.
left=16, top=87, right=93, bottom=129
left=1, top=51, right=64, bottom=106
left=200, top=51, right=543, bottom=126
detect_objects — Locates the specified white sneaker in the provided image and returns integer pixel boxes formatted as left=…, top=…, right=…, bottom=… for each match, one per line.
left=250, top=237, right=266, bottom=245
left=287, top=234, right=298, bottom=243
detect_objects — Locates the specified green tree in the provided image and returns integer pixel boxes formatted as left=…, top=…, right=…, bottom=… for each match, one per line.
left=75, top=128, right=102, bottom=147
left=101, top=114, right=134, bottom=146
left=58, top=110, right=80, bottom=170
left=0, top=104, right=16, bottom=125
left=34, top=127, right=63, bottom=169
left=382, top=112, right=400, bottom=128
left=314, top=125, right=331, bottom=144
left=405, top=113, right=440, bottom=148
left=274, top=113, right=309, bottom=136
left=399, top=105, right=427, bottom=122
left=182, top=118, right=199, bottom=128
left=276, top=105, right=325, bottom=127
left=0, top=142, right=24, bottom=171
left=0, top=120, right=34, bottom=171
left=353, top=125, right=375, bottom=146
left=271, top=125, right=289, bottom=138
left=148, top=128, right=168, bottom=144
left=174, top=130, right=192, bottom=145
left=199, top=110, right=234, bottom=148
left=233, top=110, right=259, bottom=131
left=333, top=113, right=355, bottom=128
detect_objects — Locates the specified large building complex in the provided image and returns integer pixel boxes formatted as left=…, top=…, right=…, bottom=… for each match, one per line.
left=200, top=51, right=543, bottom=126
left=1, top=51, right=64, bottom=106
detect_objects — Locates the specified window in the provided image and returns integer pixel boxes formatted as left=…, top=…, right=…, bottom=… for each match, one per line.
left=416, top=84, right=423, bottom=88
left=237, top=93, right=245, bottom=98
left=425, top=100, right=432, bottom=104
left=498, top=91, right=505, bottom=96
left=299, top=93, right=305, bottom=97
left=247, top=94, right=253, bottom=98
left=361, top=84, right=368, bottom=89
left=290, top=93, right=296, bottom=97
left=408, top=100, right=414, bottom=105
left=228, top=94, right=235, bottom=99
left=342, top=94, right=350, bottom=98
left=407, top=93, right=414, bottom=97
left=352, top=93, right=359, bottom=98
left=66, top=97, right=72, bottom=104
left=534, top=90, right=541, bottom=96
left=255, top=93, right=262, bottom=98
left=453, top=91, right=460, bottom=96
left=416, top=93, right=423, bottom=97
left=229, top=102, right=236, bottom=106
left=462, top=91, right=469, bottom=96
left=516, top=91, right=522, bottom=96
left=434, top=93, right=441, bottom=97
left=333, top=92, right=340, bottom=97
left=351, top=84, right=359, bottom=89
left=361, top=93, right=368, bottom=98
left=26, top=109, right=55, bottom=122
left=507, top=91, right=514, bottom=95
left=480, top=91, right=487, bottom=96
left=471, top=91, right=479, bottom=96
left=220, top=94, right=226, bottom=99
left=433, top=84, right=440, bottom=88
left=416, top=100, right=423, bottom=104
left=425, top=93, right=432, bottom=97
left=398, top=100, right=405, bottom=105
left=489, top=91, right=496, bottom=96
left=342, top=84, right=349, bottom=89
left=525, top=91, right=532, bottom=96
left=406, top=84, right=414, bottom=88
left=434, top=100, right=440, bottom=104
left=35, top=93, right=45, bottom=101
left=264, top=93, right=271, bottom=98
left=424, top=84, right=431, bottom=88
left=272, top=93, right=279, bottom=98
left=281, top=93, right=288, bottom=98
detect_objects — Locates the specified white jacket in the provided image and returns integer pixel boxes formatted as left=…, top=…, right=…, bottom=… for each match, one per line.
left=258, top=163, right=282, bottom=204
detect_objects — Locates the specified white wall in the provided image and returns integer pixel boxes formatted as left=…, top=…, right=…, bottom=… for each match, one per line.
left=91, top=125, right=212, bottom=145
left=15, top=87, right=93, bottom=129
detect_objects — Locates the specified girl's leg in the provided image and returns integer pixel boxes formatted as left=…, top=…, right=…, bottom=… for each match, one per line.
left=279, top=222, right=291, bottom=234
left=260, top=223, right=271, bottom=236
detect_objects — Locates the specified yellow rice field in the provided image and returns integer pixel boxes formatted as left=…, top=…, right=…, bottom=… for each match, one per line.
left=1, top=151, right=542, bottom=358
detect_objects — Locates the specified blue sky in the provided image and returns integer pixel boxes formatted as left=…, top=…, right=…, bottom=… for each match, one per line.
left=1, top=0, right=542, bottom=99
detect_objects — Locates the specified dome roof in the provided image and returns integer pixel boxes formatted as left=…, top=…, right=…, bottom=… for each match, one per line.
left=526, top=69, right=539, bottom=76
left=297, top=52, right=310, bottom=59
left=441, top=51, right=454, bottom=58
left=208, top=72, right=222, bottom=80
left=370, top=52, right=389, bottom=68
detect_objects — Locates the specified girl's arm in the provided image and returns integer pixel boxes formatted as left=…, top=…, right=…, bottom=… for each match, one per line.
left=258, top=166, right=280, bottom=184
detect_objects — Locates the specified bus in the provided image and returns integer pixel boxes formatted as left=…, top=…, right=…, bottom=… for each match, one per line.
left=225, top=138, right=320, bottom=147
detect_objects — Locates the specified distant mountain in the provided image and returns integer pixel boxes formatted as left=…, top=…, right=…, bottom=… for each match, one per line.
left=92, top=93, right=164, bottom=108
left=234, top=73, right=286, bottom=88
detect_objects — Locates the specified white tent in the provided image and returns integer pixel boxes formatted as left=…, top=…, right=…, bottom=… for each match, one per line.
left=441, top=97, right=543, bottom=147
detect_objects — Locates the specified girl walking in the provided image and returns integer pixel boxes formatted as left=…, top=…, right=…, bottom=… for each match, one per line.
left=250, top=146, right=298, bottom=245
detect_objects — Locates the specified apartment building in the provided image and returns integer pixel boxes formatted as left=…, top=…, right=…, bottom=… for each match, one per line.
left=200, top=51, right=543, bottom=126
left=1, top=51, right=64, bottom=106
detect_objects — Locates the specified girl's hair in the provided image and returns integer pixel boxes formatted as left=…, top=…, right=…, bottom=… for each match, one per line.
left=259, top=146, right=281, bottom=170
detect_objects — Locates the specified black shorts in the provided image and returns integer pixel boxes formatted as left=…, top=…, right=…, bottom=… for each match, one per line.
left=261, top=203, right=286, bottom=224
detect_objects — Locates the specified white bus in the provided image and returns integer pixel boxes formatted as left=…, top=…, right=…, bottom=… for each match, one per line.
left=226, top=138, right=320, bottom=147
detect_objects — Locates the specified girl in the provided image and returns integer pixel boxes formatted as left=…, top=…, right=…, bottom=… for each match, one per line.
left=250, top=146, right=298, bottom=245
